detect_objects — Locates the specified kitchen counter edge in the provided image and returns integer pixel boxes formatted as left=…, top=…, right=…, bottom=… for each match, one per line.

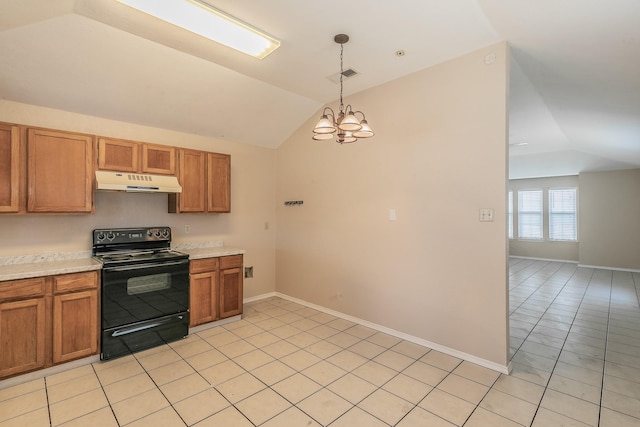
left=0, top=258, right=103, bottom=282
left=179, top=247, right=245, bottom=260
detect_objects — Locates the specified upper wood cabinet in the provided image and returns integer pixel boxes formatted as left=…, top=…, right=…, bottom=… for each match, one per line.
left=97, top=138, right=138, bottom=172
left=143, top=143, right=176, bottom=175
left=97, top=137, right=176, bottom=175
left=207, top=153, right=231, bottom=213
left=169, top=149, right=230, bottom=213
left=0, top=124, right=21, bottom=212
left=27, top=128, right=94, bottom=213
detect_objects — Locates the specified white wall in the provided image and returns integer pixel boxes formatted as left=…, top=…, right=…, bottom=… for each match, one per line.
left=276, top=43, right=510, bottom=369
left=0, top=100, right=277, bottom=298
left=579, top=169, right=640, bottom=270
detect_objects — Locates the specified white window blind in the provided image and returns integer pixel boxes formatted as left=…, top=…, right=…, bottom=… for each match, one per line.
left=549, top=188, right=577, bottom=241
left=508, top=191, right=513, bottom=239
left=518, top=190, right=543, bottom=239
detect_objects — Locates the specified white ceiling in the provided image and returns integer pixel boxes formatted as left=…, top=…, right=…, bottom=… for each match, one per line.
left=1, top=0, right=638, bottom=179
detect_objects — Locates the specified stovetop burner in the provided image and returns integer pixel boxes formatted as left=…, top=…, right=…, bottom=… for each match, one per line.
left=92, top=227, right=188, bottom=266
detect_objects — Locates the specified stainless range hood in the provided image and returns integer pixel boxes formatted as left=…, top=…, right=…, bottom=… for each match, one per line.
left=95, top=171, right=182, bottom=193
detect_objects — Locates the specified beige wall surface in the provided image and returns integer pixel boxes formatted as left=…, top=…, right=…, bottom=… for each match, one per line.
left=276, top=43, right=510, bottom=368
left=509, top=175, right=579, bottom=261
left=579, top=169, right=640, bottom=270
left=0, top=100, right=277, bottom=298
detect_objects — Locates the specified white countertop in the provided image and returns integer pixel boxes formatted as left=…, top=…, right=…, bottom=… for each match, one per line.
left=178, top=247, right=245, bottom=260
left=0, top=258, right=102, bottom=282
left=0, top=245, right=245, bottom=282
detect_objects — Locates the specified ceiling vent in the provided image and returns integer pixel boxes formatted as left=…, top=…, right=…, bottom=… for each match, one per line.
left=327, top=68, right=359, bottom=83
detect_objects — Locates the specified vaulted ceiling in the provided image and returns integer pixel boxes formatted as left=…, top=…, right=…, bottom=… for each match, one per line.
left=1, top=0, right=638, bottom=179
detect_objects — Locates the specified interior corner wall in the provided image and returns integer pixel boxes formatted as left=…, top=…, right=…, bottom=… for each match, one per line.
left=275, top=43, right=510, bottom=368
left=578, top=169, right=640, bottom=270
left=508, top=175, right=579, bottom=261
left=0, top=100, right=277, bottom=299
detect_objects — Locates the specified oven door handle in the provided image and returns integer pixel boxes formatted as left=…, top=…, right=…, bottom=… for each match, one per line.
left=111, top=315, right=185, bottom=337
left=103, top=260, right=188, bottom=272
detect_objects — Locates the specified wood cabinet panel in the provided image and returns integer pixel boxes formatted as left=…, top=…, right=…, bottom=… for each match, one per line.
left=0, top=277, right=46, bottom=301
left=189, top=272, right=218, bottom=327
left=53, top=271, right=98, bottom=293
left=190, top=258, right=219, bottom=274
left=97, top=137, right=139, bottom=172
left=142, top=143, right=175, bottom=175
left=176, top=149, right=207, bottom=212
left=0, top=124, right=20, bottom=212
left=0, top=298, right=46, bottom=378
left=52, top=290, right=98, bottom=364
left=219, top=267, right=243, bottom=318
left=207, top=153, right=230, bottom=213
left=27, top=128, right=93, bottom=213
left=219, top=255, right=243, bottom=269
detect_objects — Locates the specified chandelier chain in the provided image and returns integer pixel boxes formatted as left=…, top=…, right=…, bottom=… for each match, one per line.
left=339, top=42, right=344, bottom=113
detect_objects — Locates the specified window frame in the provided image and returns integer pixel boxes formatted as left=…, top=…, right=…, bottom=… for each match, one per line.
left=548, top=187, right=578, bottom=242
left=517, top=189, right=543, bottom=241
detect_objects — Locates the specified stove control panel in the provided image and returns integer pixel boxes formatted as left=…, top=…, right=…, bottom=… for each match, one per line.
left=93, top=227, right=172, bottom=245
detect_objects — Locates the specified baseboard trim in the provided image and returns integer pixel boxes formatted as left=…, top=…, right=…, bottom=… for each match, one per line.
left=246, top=292, right=510, bottom=375
left=510, top=256, right=578, bottom=263
left=577, top=264, right=640, bottom=273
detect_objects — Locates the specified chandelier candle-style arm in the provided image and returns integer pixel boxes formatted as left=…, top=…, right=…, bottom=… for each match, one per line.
left=311, top=34, right=374, bottom=144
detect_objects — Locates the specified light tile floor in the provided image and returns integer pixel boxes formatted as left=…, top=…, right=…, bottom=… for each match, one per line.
left=1, top=258, right=639, bottom=426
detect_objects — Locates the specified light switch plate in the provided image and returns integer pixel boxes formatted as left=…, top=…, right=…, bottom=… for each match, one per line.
left=479, top=208, right=494, bottom=222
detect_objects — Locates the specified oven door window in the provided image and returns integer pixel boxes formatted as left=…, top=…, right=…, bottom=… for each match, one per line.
left=127, top=273, right=171, bottom=295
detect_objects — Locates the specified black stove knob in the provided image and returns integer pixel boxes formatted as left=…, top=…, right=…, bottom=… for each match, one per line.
left=155, top=231, right=162, bottom=238
left=161, top=229, right=169, bottom=238
left=106, top=232, right=115, bottom=241
left=96, top=232, right=106, bottom=241
left=146, top=230, right=154, bottom=238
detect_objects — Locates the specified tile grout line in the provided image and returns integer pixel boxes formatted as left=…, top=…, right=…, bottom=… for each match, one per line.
left=510, top=262, right=593, bottom=426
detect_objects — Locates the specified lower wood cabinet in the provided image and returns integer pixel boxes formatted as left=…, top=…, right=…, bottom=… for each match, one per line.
left=0, top=296, right=46, bottom=378
left=0, top=271, right=99, bottom=380
left=52, top=272, right=99, bottom=364
left=189, top=255, right=243, bottom=327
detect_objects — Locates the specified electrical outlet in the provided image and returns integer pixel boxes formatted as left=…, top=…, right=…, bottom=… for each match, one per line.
left=184, top=225, right=191, bottom=233
left=244, top=266, right=253, bottom=278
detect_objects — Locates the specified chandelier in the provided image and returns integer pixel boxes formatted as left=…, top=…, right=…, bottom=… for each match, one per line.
left=312, top=34, right=374, bottom=144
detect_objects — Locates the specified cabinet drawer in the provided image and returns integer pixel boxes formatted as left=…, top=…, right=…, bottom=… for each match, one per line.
left=190, top=258, right=219, bottom=274
left=53, top=271, right=98, bottom=293
left=0, top=277, right=46, bottom=301
left=220, top=255, right=243, bottom=269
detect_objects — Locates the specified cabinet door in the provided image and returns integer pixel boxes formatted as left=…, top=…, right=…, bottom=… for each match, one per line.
left=52, top=290, right=98, bottom=364
left=219, top=267, right=243, bottom=318
left=0, top=298, right=46, bottom=378
left=28, top=129, right=93, bottom=213
left=207, top=153, right=231, bottom=213
left=177, top=149, right=207, bottom=212
left=190, top=271, right=218, bottom=326
left=142, top=144, right=176, bottom=175
left=97, top=137, right=140, bottom=172
left=0, top=124, right=20, bottom=212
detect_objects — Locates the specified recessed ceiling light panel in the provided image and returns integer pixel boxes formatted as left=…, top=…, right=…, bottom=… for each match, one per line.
left=115, top=0, right=280, bottom=59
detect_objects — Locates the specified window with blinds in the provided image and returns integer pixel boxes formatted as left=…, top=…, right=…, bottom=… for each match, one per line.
left=508, top=191, right=513, bottom=239
left=518, top=189, right=543, bottom=239
left=549, top=188, right=577, bottom=241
